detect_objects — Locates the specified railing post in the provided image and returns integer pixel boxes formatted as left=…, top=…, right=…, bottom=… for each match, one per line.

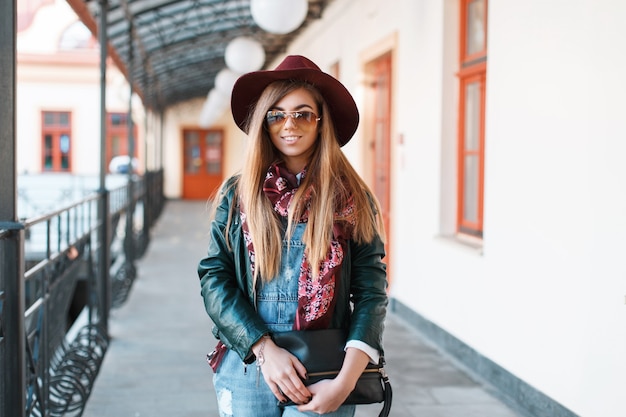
left=125, top=180, right=136, bottom=269
left=143, top=172, right=152, bottom=240
left=0, top=0, right=26, bottom=415
left=98, top=0, right=111, bottom=336
left=125, top=23, right=136, bottom=272
left=2, top=227, right=26, bottom=417
left=97, top=190, right=111, bottom=334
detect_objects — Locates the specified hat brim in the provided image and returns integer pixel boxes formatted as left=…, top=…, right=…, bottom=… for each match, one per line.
left=231, top=66, right=359, bottom=147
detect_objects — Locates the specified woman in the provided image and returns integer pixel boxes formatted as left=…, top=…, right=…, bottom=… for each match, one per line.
left=198, top=55, right=388, bottom=417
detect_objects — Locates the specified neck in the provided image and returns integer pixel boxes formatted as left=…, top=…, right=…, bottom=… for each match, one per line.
left=282, top=159, right=306, bottom=175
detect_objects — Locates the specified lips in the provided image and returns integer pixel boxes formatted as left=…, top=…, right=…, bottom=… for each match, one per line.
left=282, top=135, right=300, bottom=144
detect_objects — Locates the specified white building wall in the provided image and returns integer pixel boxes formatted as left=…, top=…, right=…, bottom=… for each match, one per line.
left=482, top=2, right=626, bottom=416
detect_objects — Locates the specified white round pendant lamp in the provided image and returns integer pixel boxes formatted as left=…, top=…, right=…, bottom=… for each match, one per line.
left=224, top=36, right=266, bottom=74
left=250, top=0, right=308, bottom=35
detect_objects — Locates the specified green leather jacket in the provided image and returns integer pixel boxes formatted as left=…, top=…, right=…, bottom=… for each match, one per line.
left=198, top=175, right=388, bottom=363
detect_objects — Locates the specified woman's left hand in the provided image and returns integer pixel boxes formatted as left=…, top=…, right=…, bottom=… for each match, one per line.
left=296, top=346, right=370, bottom=414
left=296, top=378, right=352, bottom=414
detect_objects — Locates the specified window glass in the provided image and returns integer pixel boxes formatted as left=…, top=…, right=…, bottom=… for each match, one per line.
left=464, top=82, right=480, bottom=151
left=59, top=112, right=69, bottom=126
left=60, top=134, right=70, bottom=154
left=61, top=155, right=70, bottom=170
left=185, top=132, right=200, bottom=174
left=112, top=135, right=121, bottom=155
left=44, top=112, right=55, bottom=126
left=44, top=134, right=53, bottom=150
left=467, top=0, right=486, bottom=56
left=111, top=113, right=126, bottom=126
left=463, top=155, right=479, bottom=223
left=205, top=132, right=222, bottom=174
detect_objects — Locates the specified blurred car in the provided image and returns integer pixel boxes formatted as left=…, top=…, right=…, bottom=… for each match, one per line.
left=108, top=156, right=138, bottom=174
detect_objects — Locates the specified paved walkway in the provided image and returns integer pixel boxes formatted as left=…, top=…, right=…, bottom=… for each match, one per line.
left=83, top=200, right=523, bottom=417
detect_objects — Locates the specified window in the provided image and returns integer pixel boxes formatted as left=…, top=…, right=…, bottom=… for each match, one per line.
left=458, top=0, right=487, bottom=238
left=106, top=112, right=137, bottom=170
left=42, top=111, right=72, bottom=172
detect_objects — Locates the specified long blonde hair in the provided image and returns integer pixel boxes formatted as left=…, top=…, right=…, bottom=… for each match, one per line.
left=232, top=80, right=384, bottom=281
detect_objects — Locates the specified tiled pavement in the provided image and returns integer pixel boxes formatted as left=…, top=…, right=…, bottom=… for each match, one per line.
left=82, top=200, right=523, bottom=417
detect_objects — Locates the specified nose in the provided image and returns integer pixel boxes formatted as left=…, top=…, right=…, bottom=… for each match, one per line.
left=283, top=114, right=297, bottom=128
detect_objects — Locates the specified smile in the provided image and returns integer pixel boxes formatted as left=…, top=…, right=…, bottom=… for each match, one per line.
left=281, top=135, right=301, bottom=143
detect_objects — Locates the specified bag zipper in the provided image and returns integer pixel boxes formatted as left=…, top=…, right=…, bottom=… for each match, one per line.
left=307, top=367, right=383, bottom=378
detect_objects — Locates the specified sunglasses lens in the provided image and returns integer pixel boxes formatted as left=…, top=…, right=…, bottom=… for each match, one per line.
left=297, top=112, right=313, bottom=123
left=266, top=111, right=286, bottom=126
left=266, top=111, right=319, bottom=129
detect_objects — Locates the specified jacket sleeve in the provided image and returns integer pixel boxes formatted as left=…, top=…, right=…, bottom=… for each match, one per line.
left=347, top=233, right=388, bottom=356
left=197, top=178, right=269, bottom=362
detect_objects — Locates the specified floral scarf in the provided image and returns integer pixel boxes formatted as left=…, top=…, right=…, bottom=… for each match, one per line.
left=241, top=162, right=355, bottom=330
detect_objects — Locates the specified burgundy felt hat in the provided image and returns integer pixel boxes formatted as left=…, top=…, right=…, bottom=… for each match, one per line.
left=230, top=55, right=359, bottom=147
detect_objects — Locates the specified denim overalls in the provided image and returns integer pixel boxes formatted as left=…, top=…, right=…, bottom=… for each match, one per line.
left=213, top=223, right=355, bottom=417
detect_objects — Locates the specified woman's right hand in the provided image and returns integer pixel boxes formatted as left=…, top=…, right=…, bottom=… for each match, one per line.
left=253, top=338, right=312, bottom=404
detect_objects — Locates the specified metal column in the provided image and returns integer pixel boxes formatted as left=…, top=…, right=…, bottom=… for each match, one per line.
left=0, top=0, right=26, bottom=416
left=125, top=24, right=136, bottom=271
left=159, top=110, right=165, bottom=170
left=98, top=0, right=111, bottom=336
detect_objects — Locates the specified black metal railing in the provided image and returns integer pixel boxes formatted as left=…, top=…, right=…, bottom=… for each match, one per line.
left=0, top=169, right=165, bottom=417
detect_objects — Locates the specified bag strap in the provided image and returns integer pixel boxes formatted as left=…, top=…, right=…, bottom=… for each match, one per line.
left=378, top=368, right=392, bottom=417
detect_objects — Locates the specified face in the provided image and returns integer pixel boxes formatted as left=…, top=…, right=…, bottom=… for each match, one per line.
left=266, top=88, right=320, bottom=174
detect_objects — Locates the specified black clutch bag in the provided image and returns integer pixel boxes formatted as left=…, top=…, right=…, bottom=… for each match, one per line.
left=272, top=329, right=392, bottom=417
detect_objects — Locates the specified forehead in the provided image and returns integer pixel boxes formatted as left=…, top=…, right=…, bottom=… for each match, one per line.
left=273, top=87, right=318, bottom=110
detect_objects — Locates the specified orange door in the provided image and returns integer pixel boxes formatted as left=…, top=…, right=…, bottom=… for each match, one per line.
left=182, top=128, right=224, bottom=199
left=366, top=53, right=393, bottom=283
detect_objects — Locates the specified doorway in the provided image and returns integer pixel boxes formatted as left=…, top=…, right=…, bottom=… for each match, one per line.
left=182, top=128, right=224, bottom=199
left=365, top=52, right=393, bottom=283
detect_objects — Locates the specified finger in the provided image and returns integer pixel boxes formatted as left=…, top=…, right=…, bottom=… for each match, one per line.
left=271, top=363, right=310, bottom=404
left=292, top=359, right=308, bottom=380
left=284, top=359, right=311, bottom=401
left=279, top=382, right=310, bottom=405
left=298, top=397, right=337, bottom=415
left=290, top=374, right=313, bottom=401
left=297, top=396, right=321, bottom=413
left=277, top=372, right=312, bottom=404
left=268, top=383, right=287, bottom=403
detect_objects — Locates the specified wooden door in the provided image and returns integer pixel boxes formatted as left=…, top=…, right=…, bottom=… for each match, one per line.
left=366, top=53, right=393, bottom=283
left=182, top=128, right=223, bottom=199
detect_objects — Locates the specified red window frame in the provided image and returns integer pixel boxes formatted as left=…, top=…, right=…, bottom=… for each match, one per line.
left=460, top=0, right=488, bottom=64
left=41, top=111, right=72, bottom=172
left=106, top=112, right=137, bottom=165
left=457, top=0, right=487, bottom=238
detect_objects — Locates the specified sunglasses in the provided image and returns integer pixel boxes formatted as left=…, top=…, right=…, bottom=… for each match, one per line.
left=265, top=110, right=321, bottom=130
